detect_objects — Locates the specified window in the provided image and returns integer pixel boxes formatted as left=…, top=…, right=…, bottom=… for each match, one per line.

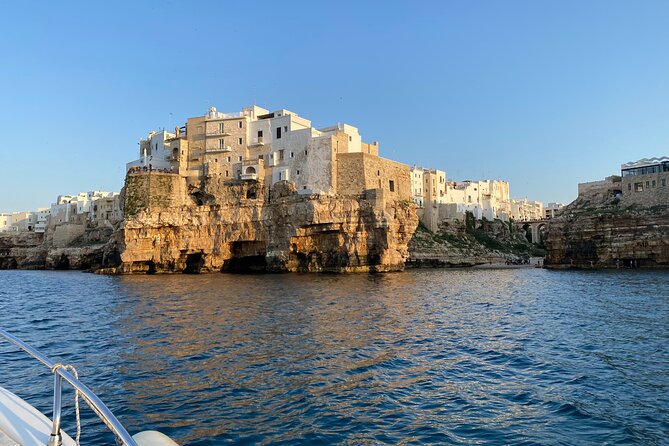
left=646, top=181, right=650, bottom=188
left=239, top=138, right=243, bottom=145
left=377, top=170, right=380, bottom=176
left=389, top=180, right=395, bottom=192
left=279, top=150, right=285, bottom=161
left=628, top=183, right=632, bottom=191
left=296, top=170, right=300, bottom=175
left=349, top=136, right=352, bottom=141
left=215, top=158, right=218, bottom=162
left=219, top=123, right=224, bottom=133
left=276, top=127, right=282, bottom=139
left=257, top=130, right=263, bottom=137
left=238, top=156, right=243, bottom=162
left=258, top=155, right=264, bottom=160
left=305, top=150, right=308, bottom=156
left=225, top=170, right=229, bottom=177
left=290, top=152, right=294, bottom=158
left=652, top=180, right=656, bottom=188
left=227, top=156, right=231, bottom=162
left=634, top=182, right=643, bottom=192
left=238, top=121, right=243, bottom=128
left=663, top=179, right=667, bottom=187
left=284, top=126, right=288, bottom=132
left=219, top=139, right=225, bottom=149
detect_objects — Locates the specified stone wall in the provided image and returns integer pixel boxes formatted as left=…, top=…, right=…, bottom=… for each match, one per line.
left=123, top=172, right=185, bottom=216
left=621, top=171, right=669, bottom=208
left=335, top=152, right=411, bottom=200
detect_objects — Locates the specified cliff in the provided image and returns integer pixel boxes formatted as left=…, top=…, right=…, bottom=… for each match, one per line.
left=0, top=225, right=114, bottom=271
left=544, top=190, right=669, bottom=268
left=408, top=214, right=544, bottom=267
left=101, top=173, right=418, bottom=274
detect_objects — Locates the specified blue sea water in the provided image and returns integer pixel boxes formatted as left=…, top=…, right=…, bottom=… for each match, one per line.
left=0, top=269, right=667, bottom=445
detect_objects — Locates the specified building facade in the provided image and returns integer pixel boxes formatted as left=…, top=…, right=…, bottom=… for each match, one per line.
left=128, top=105, right=412, bottom=201
left=544, top=202, right=565, bottom=219
left=511, top=198, right=544, bottom=221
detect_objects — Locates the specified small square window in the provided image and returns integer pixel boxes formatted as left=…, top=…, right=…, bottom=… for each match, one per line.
left=238, top=156, right=243, bottom=162
left=290, top=152, right=294, bottom=158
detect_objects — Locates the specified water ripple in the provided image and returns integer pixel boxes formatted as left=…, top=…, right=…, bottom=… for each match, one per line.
left=0, top=269, right=667, bottom=445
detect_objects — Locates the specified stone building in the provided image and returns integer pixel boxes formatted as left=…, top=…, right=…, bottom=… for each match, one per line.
left=620, top=157, right=669, bottom=207
left=127, top=105, right=411, bottom=201
left=575, top=156, right=669, bottom=208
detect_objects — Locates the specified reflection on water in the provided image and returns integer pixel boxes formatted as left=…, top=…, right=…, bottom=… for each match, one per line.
left=1, top=269, right=668, bottom=445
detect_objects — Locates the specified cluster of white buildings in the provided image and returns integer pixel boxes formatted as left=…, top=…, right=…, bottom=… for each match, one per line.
left=409, top=165, right=562, bottom=231
left=0, top=191, right=122, bottom=234
left=127, top=105, right=411, bottom=202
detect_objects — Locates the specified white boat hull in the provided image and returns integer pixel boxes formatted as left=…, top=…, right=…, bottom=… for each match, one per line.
left=0, top=386, right=76, bottom=446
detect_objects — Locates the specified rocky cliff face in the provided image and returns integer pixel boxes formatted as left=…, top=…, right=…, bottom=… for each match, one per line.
left=0, top=225, right=114, bottom=270
left=544, top=192, right=669, bottom=268
left=408, top=215, right=543, bottom=267
left=103, top=175, right=418, bottom=274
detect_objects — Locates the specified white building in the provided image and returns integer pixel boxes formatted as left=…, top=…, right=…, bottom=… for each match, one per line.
left=544, top=202, right=564, bottom=219
left=34, top=208, right=51, bottom=233
left=511, top=198, right=544, bottom=221
left=128, top=105, right=392, bottom=196
left=0, top=213, right=14, bottom=232
left=49, top=191, right=116, bottom=227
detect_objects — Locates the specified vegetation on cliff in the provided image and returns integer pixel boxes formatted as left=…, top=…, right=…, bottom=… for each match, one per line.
left=408, top=212, right=544, bottom=267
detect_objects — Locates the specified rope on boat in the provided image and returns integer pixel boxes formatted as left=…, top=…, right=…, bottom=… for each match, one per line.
left=52, top=363, right=81, bottom=446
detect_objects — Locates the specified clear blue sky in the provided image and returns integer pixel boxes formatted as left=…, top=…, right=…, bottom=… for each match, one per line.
left=2, top=0, right=668, bottom=212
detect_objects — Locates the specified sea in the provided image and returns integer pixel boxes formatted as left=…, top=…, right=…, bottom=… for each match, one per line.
left=0, top=269, right=667, bottom=445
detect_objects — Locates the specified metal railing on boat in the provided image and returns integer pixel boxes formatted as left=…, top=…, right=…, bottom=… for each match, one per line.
left=0, top=328, right=138, bottom=446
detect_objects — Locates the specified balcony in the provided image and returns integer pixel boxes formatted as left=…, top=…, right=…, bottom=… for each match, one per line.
left=206, top=130, right=232, bottom=136
left=249, top=136, right=265, bottom=146
left=241, top=159, right=263, bottom=181
left=206, top=146, right=232, bottom=153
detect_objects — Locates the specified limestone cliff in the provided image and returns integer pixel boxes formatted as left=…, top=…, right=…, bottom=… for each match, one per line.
left=103, top=174, right=418, bottom=274
left=544, top=190, right=669, bottom=268
left=408, top=214, right=544, bottom=267
left=0, top=225, right=114, bottom=270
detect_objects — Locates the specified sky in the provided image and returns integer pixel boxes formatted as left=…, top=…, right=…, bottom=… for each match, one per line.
left=1, top=0, right=668, bottom=212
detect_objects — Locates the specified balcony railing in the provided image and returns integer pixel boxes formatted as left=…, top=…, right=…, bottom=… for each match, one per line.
left=241, top=172, right=258, bottom=181
left=0, top=328, right=139, bottom=446
left=249, top=136, right=264, bottom=146
left=206, top=130, right=232, bottom=136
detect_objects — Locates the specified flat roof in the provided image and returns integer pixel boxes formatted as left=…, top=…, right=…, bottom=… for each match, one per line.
left=621, top=156, right=669, bottom=169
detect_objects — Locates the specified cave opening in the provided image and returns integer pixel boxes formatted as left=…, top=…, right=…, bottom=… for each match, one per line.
left=55, top=255, right=70, bottom=270
left=146, top=261, right=157, bottom=274
left=222, top=241, right=267, bottom=273
left=184, top=253, right=204, bottom=274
